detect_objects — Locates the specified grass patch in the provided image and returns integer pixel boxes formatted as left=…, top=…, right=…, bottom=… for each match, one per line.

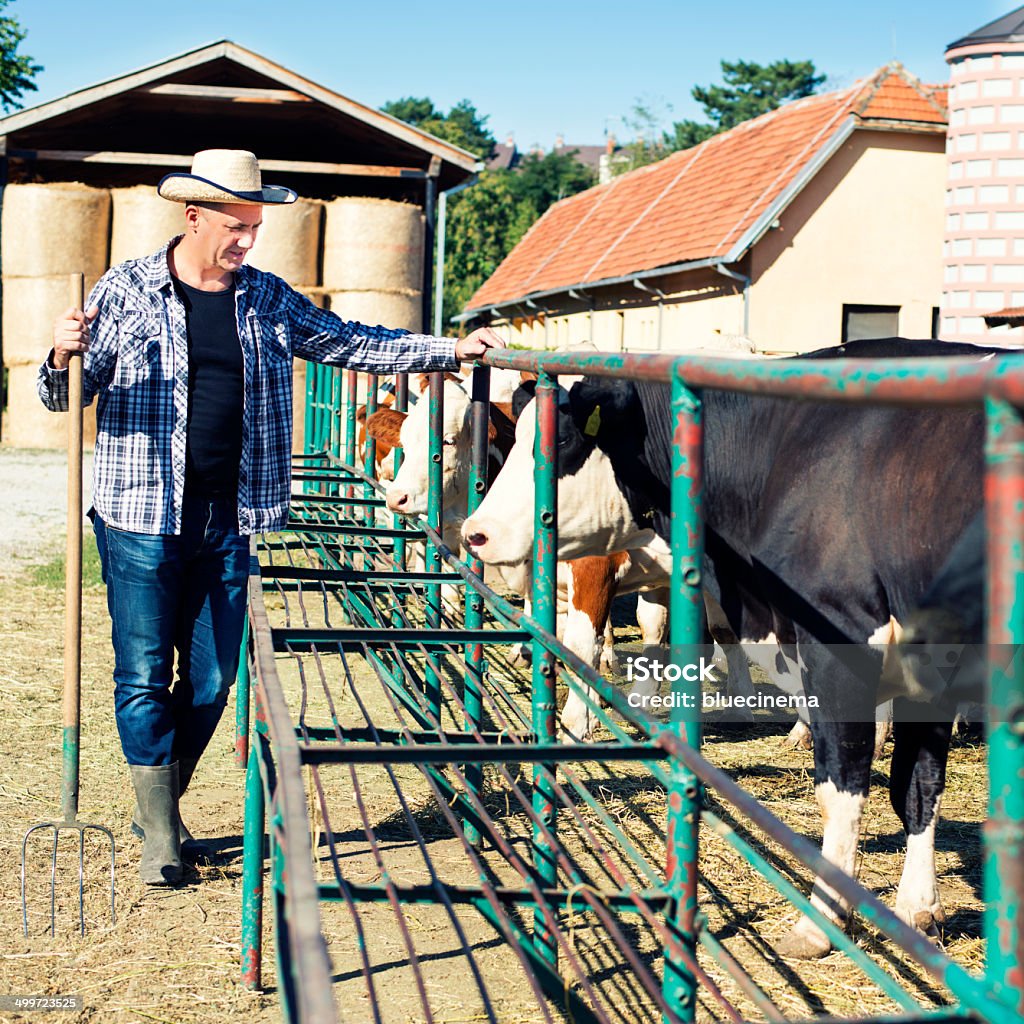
left=30, top=532, right=105, bottom=590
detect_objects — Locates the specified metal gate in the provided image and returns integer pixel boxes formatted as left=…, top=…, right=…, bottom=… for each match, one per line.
left=235, top=352, right=1023, bottom=1024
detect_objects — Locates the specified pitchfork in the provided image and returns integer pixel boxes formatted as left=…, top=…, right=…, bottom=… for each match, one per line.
left=21, top=273, right=116, bottom=936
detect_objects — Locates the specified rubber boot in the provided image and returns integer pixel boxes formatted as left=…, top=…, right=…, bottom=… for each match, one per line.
left=129, top=763, right=182, bottom=885
left=131, top=757, right=215, bottom=863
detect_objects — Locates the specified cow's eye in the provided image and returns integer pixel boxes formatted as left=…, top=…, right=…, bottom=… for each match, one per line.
left=442, top=435, right=457, bottom=447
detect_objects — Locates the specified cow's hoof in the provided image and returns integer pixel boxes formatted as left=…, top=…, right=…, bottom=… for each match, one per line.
left=784, top=720, right=813, bottom=750
left=895, top=901, right=946, bottom=943
left=559, top=719, right=596, bottom=744
left=509, top=644, right=532, bottom=669
left=599, top=649, right=621, bottom=675
left=775, top=921, right=832, bottom=960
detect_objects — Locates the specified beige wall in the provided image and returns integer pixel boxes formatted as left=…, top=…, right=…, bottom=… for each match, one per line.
left=750, top=128, right=946, bottom=351
left=489, top=128, right=945, bottom=356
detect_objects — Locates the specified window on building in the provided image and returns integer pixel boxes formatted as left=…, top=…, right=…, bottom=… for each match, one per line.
left=842, top=304, right=901, bottom=342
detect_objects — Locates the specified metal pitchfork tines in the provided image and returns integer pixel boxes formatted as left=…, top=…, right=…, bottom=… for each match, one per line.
left=21, top=273, right=116, bottom=936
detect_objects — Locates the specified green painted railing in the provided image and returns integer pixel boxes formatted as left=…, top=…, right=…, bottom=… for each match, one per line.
left=234, top=351, right=1024, bottom=1024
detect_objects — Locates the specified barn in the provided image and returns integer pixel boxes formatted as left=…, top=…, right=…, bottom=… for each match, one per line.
left=461, top=63, right=949, bottom=355
left=0, top=39, right=479, bottom=448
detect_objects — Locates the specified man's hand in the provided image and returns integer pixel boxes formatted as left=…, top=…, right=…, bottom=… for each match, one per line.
left=454, top=327, right=506, bottom=361
left=52, top=305, right=99, bottom=370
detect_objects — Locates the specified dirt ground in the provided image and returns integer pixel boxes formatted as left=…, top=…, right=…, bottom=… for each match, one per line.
left=0, top=449, right=989, bottom=1024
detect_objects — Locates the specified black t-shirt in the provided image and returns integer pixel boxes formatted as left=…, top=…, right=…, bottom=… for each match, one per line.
left=175, top=278, right=244, bottom=500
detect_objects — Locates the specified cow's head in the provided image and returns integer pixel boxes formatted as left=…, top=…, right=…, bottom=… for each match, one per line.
left=462, top=376, right=651, bottom=565
left=369, top=378, right=498, bottom=520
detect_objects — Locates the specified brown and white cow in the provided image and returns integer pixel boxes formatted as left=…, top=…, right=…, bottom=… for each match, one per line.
left=365, top=370, right=677, bottom=740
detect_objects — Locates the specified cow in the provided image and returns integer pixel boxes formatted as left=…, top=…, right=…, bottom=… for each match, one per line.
left=365, top=371, right=676, bottom=739
left=899, top=510, right=986, bottom=707
left=461, top=337, right=1003, bottom=958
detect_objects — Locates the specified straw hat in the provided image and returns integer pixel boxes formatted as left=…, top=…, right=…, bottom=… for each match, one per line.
left=157, top=150, right=297, bottom=205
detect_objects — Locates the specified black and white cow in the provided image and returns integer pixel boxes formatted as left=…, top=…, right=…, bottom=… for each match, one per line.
left=899, top=510, right=986, bottom=704
left=462, top=337, right=1000, bottom=958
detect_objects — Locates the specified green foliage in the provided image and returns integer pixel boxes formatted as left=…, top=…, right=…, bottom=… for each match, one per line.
left=509, top=150, right=596, bottom=220
left=442, top=154, right=597, bottom=327
left=0, top=1, right=40, bottom=113
left=442, top=171, right=534, bottom=327
left=381, top=96, right=496, bottom=158
left=30, top=533, right=104, bottom=591
left=663, top=119, right=717, bottom=152
left=658, top=58, right=824, bottom=160
left=693, top=59, right=825, bottom=131
left=383, top=96, right=597, bottom=327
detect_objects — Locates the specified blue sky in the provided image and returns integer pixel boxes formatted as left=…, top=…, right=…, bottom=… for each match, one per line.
left=10, top=1, right=1012, bottom=150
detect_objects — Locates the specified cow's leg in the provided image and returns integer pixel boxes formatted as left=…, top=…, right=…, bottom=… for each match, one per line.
left=560, top=558, right=618, bottom=742
left=703, top=593, right=756, bottom=723
left=889, top=703, right=953, bottom=939
left=778, top=642, right=876, bottom=959
left=598, top=619, right=620, bottom=674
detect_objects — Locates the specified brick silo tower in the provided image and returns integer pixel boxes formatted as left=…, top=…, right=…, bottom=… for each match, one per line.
left=943, top=6, right=1024, bottom=344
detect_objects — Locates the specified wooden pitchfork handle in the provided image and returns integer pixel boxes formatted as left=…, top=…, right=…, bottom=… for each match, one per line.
left=62, top=272, right=84, bottom=823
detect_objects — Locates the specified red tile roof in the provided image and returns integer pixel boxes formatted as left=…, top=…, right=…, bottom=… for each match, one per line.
left=467, top=63, right=947, bottom=312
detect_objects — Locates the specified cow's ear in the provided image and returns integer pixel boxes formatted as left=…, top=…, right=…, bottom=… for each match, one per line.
left=568, top=379, right=638, bottom=440
left=365, top=408, right=407, bottom=446
left=512, top=380, right=537, bottom=420
left=356, top=405, right=368, bottom=424
left=487, top=418, right=498, bottom=442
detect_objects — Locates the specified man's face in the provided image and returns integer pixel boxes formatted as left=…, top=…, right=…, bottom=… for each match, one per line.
left=190, top=202, right=263, bottom=272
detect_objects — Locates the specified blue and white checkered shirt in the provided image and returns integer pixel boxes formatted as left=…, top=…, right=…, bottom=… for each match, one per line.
left=38, top=238, right=458, bottom=535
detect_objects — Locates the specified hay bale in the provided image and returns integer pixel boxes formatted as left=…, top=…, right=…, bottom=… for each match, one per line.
left=328, top=290, right=423, bottom=334
left=292, top=358, right=307, bottom=455
left=2, top=274, right=101, bottom=364
left=109, top=186, right=184, bottom=265
left=247, top=199, right=322, bottom=286
left=2, top=183, right=110, bottom=278
left=322, top=198, right=424, bottom=292
left=2, top=363, right=97, bottom=449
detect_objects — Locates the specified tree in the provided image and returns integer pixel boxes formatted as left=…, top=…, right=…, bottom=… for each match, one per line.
left=510, top=150, right=595, bottom=220
left=0, top=0, right=41, bottom=113
left=663, top=59, right=824, bottom=156
left=380, top=96, right=495, bottom=159
left=442, top=171, right=535, bottom=327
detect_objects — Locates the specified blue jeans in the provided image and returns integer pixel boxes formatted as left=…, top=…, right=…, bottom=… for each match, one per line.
left=93, top=497, right=250, bottom=767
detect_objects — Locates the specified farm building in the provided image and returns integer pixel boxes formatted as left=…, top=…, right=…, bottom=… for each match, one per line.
left=0, top=39, right=478, bottom=448
left=462, top=63, right=950, bottom=355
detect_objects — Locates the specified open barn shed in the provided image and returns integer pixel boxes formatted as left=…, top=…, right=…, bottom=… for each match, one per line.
left=0, top=39, right=479, bottom=448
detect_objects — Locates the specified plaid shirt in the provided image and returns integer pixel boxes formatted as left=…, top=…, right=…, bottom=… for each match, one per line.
left=38, top=239, right=458, bottom=535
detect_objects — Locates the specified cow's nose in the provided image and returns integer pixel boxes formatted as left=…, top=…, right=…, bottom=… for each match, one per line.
left=465, top=531, right=488, bottom=549
left=386, top=490, right=410, bottom=513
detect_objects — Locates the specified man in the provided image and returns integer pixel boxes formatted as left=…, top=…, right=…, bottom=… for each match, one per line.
left=38, top=149, right=504, bottom=885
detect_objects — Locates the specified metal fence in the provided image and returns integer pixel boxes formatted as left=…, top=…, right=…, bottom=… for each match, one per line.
left=235, top=351, right=1024, bottom=1024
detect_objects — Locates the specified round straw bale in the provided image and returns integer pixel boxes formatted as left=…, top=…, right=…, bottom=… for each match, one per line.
left=109, top=185, right=184, bottom=265
left=2, top=274, right=101, bottom=364
left=291, top=359, right=307, bottom=455
left=2, top=362, right=97, bottom=449
left=322, top=198, right=424, bottom=292
left=2, top=183, right=110, bottom=278
left=247, top=199, right=322, bottom=285
left=328, top=290, right=423, bottom=334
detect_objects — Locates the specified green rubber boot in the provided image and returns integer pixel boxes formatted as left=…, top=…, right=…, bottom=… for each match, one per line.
left=131, top=757, right=215, bottom=863
left=129, top=763, right=182, bottom=885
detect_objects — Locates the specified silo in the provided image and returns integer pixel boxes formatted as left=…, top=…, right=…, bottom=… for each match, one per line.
left=943, top=6, right=1024, bottom=344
